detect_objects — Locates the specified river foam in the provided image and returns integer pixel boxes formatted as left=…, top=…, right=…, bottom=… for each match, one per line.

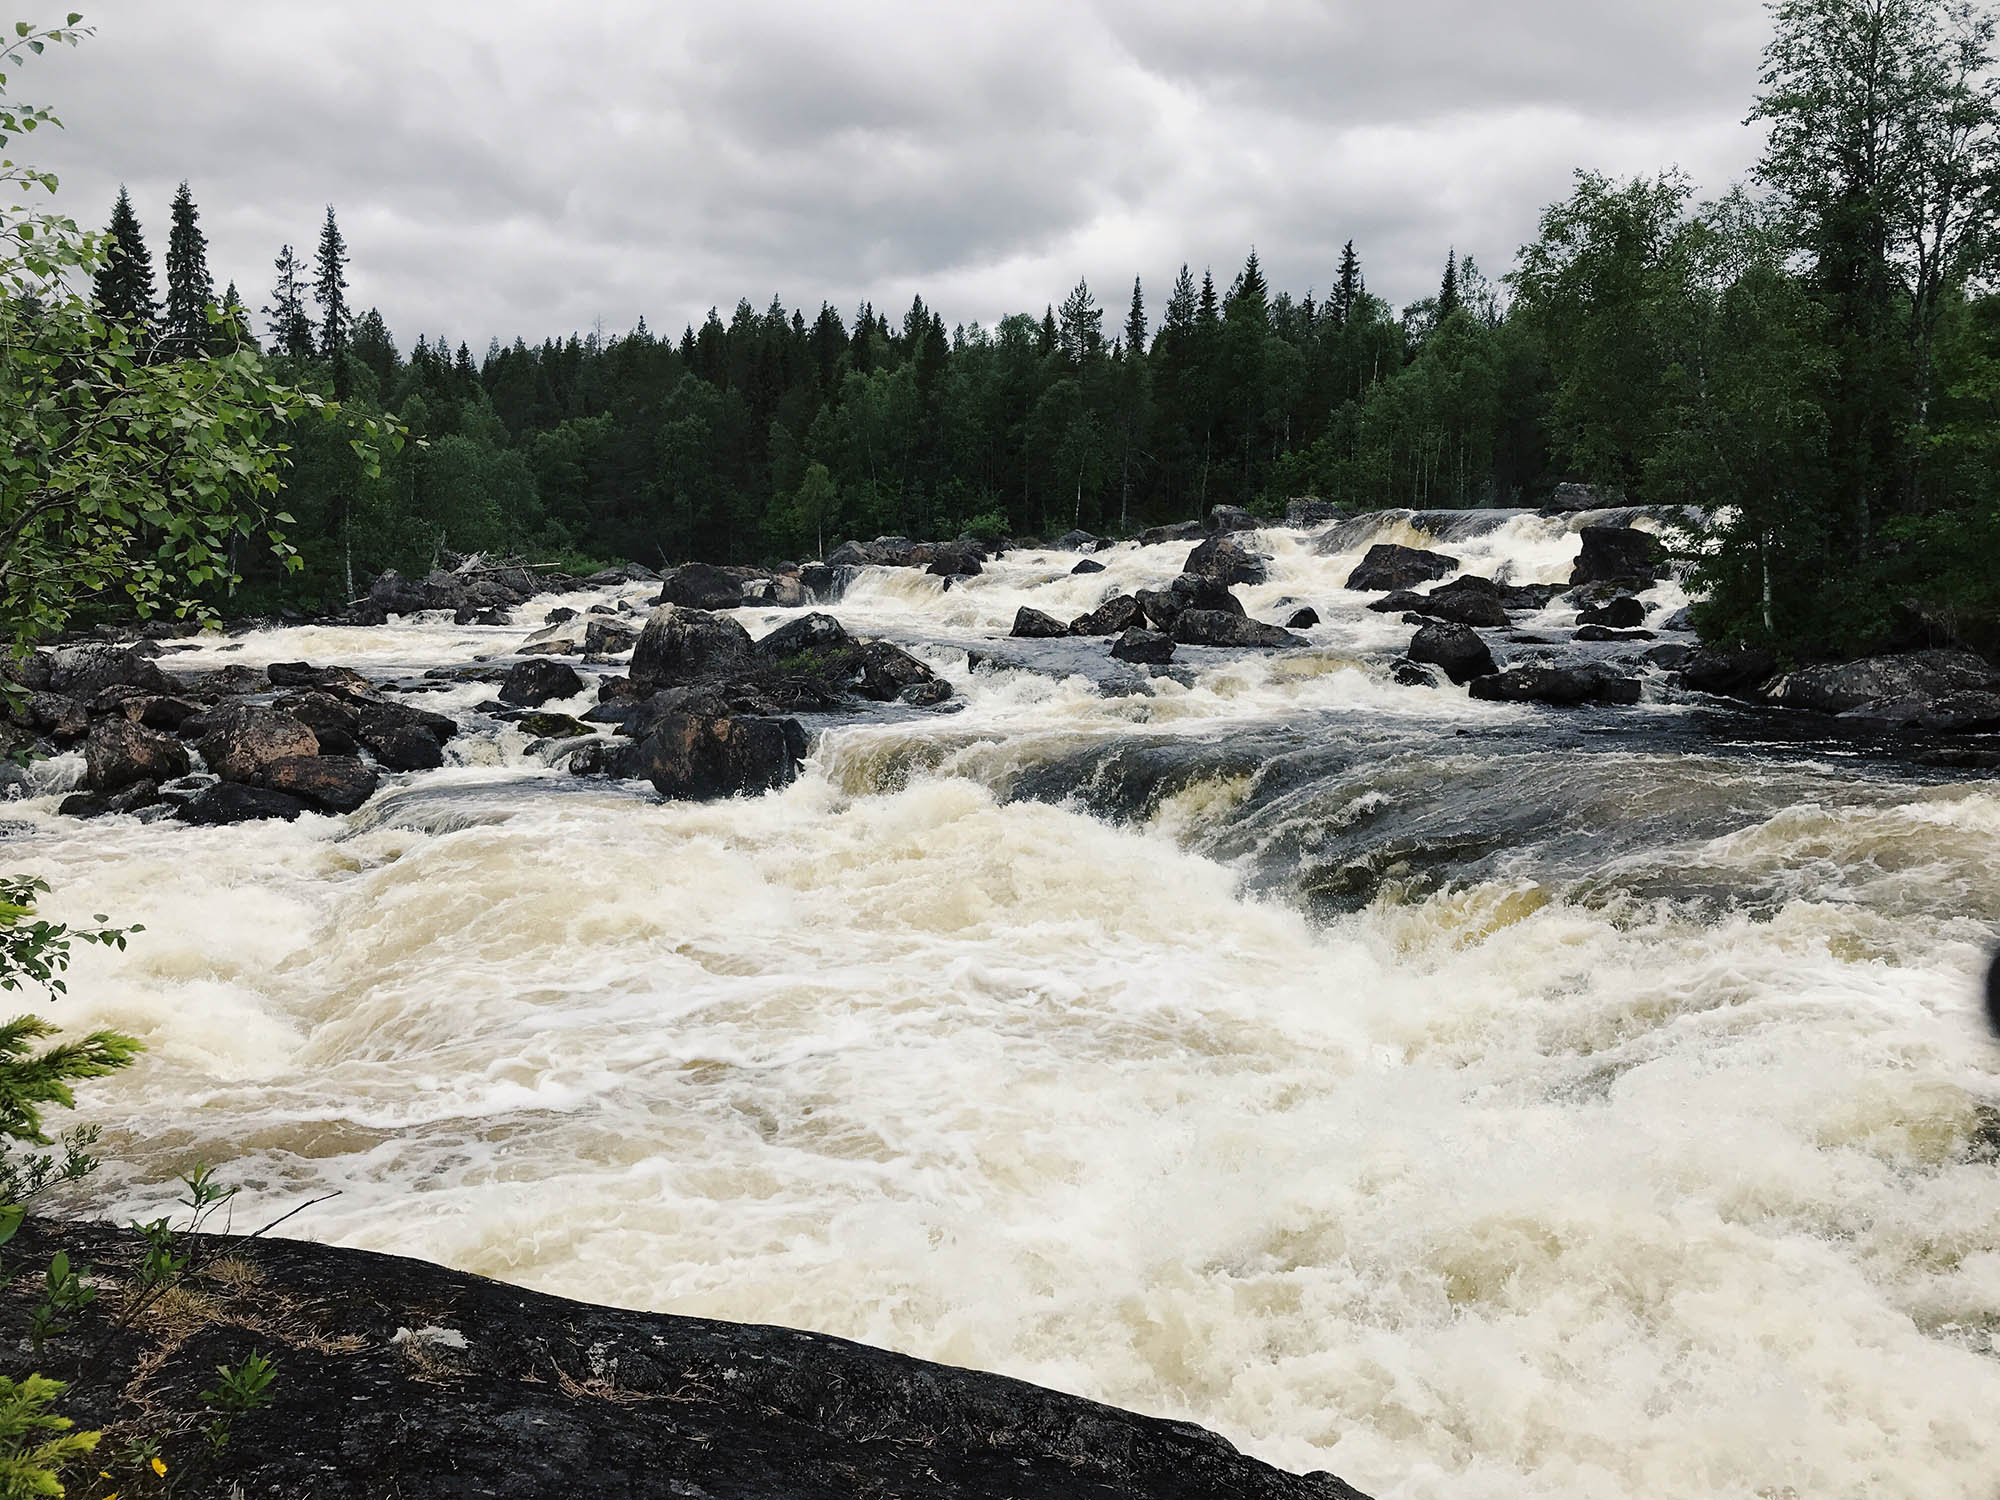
left=16, top=513, right=2000, bottom=1499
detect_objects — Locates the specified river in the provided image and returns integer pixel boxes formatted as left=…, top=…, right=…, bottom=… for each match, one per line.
left=15, top=511, right=1999, bottom=1498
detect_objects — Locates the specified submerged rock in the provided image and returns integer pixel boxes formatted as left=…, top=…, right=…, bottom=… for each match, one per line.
left=1469, top=663, right=1643, bottom=706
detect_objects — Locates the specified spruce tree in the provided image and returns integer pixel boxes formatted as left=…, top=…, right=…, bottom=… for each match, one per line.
left=264, top=244, right=316, bottom=361
left=1056, top=277, right=1102, bottom=364
left=161, top=181, right=216, bottom=358
left=1438, top=248, right=1462, bottom=320
left=313, top=205, right=351, bottom=360
left=219, top=281, right=255, bottom=350
left=1333, top=241, right=1363, bottom=326
left=90, top=186, right=156, bottom=333
left=1124, top=277, right=1147, bottom=354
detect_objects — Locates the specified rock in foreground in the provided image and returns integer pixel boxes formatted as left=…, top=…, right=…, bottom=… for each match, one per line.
left=9, top=1218, right=1371, bottom=1500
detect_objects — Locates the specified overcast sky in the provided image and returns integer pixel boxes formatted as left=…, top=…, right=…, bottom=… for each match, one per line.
left=24, top=1, right=1773, bottom=354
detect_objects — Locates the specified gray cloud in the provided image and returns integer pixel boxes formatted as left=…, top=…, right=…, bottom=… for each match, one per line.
left=23, top=0, right=1772, bottom=353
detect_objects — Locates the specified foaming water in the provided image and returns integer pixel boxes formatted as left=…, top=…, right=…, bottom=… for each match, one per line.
left=21, top=516, right=2000, bottom=1499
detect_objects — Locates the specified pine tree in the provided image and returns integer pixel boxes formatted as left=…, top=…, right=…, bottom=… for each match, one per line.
left=1124, top=276, right=1147, bottom=355
left=1056, top=277, right=1103, bottom=364
left=313, top=205, right=351, bottom=360
left=160, top=182, right=217, bottom=358
left=1333, top=241, right=1363, bottom=326
left=264, top=244, right=315, bottom=362
left=1438, top=248, right=1462, bottom=320
left=90, top=186, right=156, bottom=333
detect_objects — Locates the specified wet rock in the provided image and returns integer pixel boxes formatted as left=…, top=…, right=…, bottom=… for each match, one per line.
left=1286, top=607, right=1321, bottom=628
left=84, top=718, right=190, bottom=792
left=1577, top=596, right=1647, bottom=629
left=655, top=562, right=749, bottom=611
left=1469, top=663, right=1643, bottom=706
left=922, top=542, right=984, bottom=577
left=544, top=606, right=578, bottom=624
left=899, top=679, right=955, bottom=707
left=1070, top=594, right=1145, bottom=637
left=1675, top=645, right=1777, bottom=699
left=1575, top=625, right=1655, bottom=642
left=516, top=712, right=591, bottom=740
left=1286, top=498, right=1349, bottom=528
left=1544, top=481, right=1612, bottom=513
left=1391, top=658, right=1438, bottom=687
left=196, top=706, right=319, bottom=784
left=1137, top=520, right=1206, bottom=546
left=21, top=692, right=88, bottom=740
left=1056, top=528, right=1109, bottom=552
left=562, top=736, right=645, bottom=778
left=1011, top=606, right=1071, bottom=639
left=1111, top=627, right=1175, bottom=664
left=365, top=568, right=431, bottom=616
left=1207, top=504, right=1259, bottom=533
left=1569, top=525, right=1664, bottom=586
left=1414, top=577, right=1513, bottom=628
left=1071, top=558, right=1107, bottom=575
left=851, top=641, right=945, bottom=702
left=180, top=662, right=269, bottom=697
left=1171, top=611, right=1306, bottom=649
left=1345, top=543, right=1460, bottom=592
left=1662, top=606, right=1696, bottom=633
left=356, top=715, right=446, bottom=772
left=1762, top=648, right=2000, bottom=718
left=1183, top=533, right=1268, bottom=587
left=59, top=779, right=161, bottom=819
left=0, top=649, right=53, bottom=693
left=131, top=695, right=202, bottom=733
left=799, top=563, right=840, bottom=602
left=1408, top=622, right=1498, bottom=684
left=629, top=606, right=754, bottom=691
left=498, top=658, right=584, bottom=709
left=767, top=574, right=807, bottom=608
left=635, top=713, right=802, bottom=801
left=518, top=614, right=640, bottom=656
left=582, top=562, right=659, bottom=586
left=272, top=692, right=362, bottom=754
left=756, top=613, right=854, bottom=660
left=50, top=644, right=174, bottom=697
left=267, top=661, right=374, bottom=694
left=174, top=781, right=309, bottom=824
left=265, top=755, right=379, bottom=814
left=1643, top=643, right=1694, bottom=670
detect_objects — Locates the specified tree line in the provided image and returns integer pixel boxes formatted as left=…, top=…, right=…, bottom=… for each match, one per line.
left=83, top=0, right=2000, bottom=658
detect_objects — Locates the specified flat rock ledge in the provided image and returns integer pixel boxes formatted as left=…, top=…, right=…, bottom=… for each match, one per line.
left=9, top=1218, right=1372, bottom=1500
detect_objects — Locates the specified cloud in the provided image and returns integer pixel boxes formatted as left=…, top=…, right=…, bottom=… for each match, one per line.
left=22, top=0, right=1773, bottom=353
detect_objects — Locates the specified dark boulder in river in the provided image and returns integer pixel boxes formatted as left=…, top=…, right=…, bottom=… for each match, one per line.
left=1761, top=647, right=2000, bottom=717
left=1206, top=503, right=1260, bottom=533
left=1408, top=622, right=1497, bottom=684
left=174, top=781, right=310, bottom=824
left=1070, top=594, right=1145, bottom=637
left=850, top=640, right=946, bottom=702
left=1071, top=557, right=1107, bottom=575
left=1578, top=595, right=1647, bottom=629
left=196, top=706, right=319, bottom=784
left=1011, top=606, right=1070, bottom=639
left=1469, top=662, right=1643, bottom=706
left=265, top=754, right=379, bottom=814
left=630, top=606, right=754, bottom=691
left=51, top=643, right=174, bottom=697
left=498, top=657, right=584, bottom=708
left=84, top=717, right=189, bottom=792
left=1055, top=528, right=1108, bottom=552
left=8, top=1218, right=1370, bottom=1500
left=636, top=712, right=803, bottom=801
left=1111, top=627, right=1176, bottom=664
left=1345, top=544, right=1459, bottom=592
left=757, top=612, right=855, bottom=659
left=1183, top=533, right=1268, bottom=587
left=1569, top=525, right=1664, bottom=586
left=1171, top=610, right=1306, bottom=649
left=1674, top=645, right=1777, bottom=700
left=1287, top=607, right=1320, bottom=628
left=655, top=561, right=750, bottom=610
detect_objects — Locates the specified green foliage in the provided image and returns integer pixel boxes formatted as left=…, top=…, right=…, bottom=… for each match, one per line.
left=0, top=1374, right=97, bottom=1500
left=200, top=1353, right=278, bottom=1415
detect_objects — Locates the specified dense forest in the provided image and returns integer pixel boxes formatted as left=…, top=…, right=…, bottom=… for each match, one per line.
left=80, top=0, right=2000, bottom=657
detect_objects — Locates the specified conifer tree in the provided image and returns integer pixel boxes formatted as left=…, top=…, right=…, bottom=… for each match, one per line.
left=219, top=280, right=255, bottom=350
left=1438, top=248, right=1462, bottom=320
left=1332, top=240, right=1363, bottom=326
left=313, top=205, right=351, bottom=360
left=1056, top=277, right=1102, bottom=364
left=161, top=181, right=215, bottom=358
left=264, top=244, right=315, bottom=361
left=1123, top=276, right=1147, bottom=354
left=89, top=186, right=155, bottom=332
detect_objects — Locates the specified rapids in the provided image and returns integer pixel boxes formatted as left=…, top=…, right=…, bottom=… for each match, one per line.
left=15, top=510, right=1999, bottom=1498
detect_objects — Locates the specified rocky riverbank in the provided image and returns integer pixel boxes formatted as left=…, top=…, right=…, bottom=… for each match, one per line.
left=7, top=1217, right=1371, bottom=1500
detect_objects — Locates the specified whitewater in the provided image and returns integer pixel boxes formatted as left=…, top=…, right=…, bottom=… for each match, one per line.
left=13, top=512, right=1998, bottom=1499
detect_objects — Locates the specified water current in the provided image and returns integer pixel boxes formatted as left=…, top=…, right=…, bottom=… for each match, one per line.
left=14, top=510, right=1999, bottom=1498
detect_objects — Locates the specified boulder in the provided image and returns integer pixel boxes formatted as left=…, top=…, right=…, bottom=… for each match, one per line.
left=899, top=679, right=955, bottom=707
left=1762, top=648, right=2000, bottom=717
left=1469, top=663, right=1643, bottom=706
left=1345, top=544, right=1459, bottom=592
left=1569, top=526, right=1664, bottom=586
left=1842, top=691, right=2000, bottom=734
left=23, top=693, right=88, bottom=739
left=767, top=575, right=807, bottom=608
left=850, top=641, right=946, bottom=702
left=1137, top=520, right=1206, bottom=546
left=498, top=659, right=585, bottom=709
left=1406, top=577, right=1513, bottom=628
left=1575, top=626, right=1655, bottom=642
left=1011, top=607, right=1071, bottom=640
left=267, top=662, right=373, bottom=694
left=174, top=782, right=309, bottom=825
left=1206, top=505, right=1258, bottom=534
left=1675, top=646, right=1776, bottom=699
left=1286, top=607, right=1320, bottom=629
left=634, top=714, right=803, bottom=802
left=756, top=613, right=854, bottom=660
left=1171, top=611, right=1306, bottom=649
left=1055, top=529, right=1108, bottom=552
left=1170, top=573, right=1246, bottom=617
left=274, top=692, right=363, bottom=756
left=1544, top=482, right=1611, bottom=513
left=60, top=778, right=162, bottom=819
left=365, top=569, right=431, bottom=616
left=519, top=615, right=642, bottom=656
left=921, top=542, right=984, bottom=578
left=629, top=607, right=754, bottom=691
left=1577, top=596, right=1647, bottom=629
left=799, top=564, right=841, bottom=602
left=264, top=755, right=379, bottom=814
left=356, top=718, right=445, bottom=771
left=1286, top=498, right=1349, bottom=528
left=0, top=650, right=53, bottom=693
left=515, top=712, right=592, bottom=740
left=1183, top=534, right=1267, bottom=587
left=84, top=718, right=190, bottom=792
left=132, top=695, right=202, bottom=733
left=50, top=644, right=173, bottom=697
left=1662, top=606, right=1697, bottom=633
left=655, top=563, right=748, bottom=611
left=196, top=706, right=319, bottom=784
left=1408, top=623, right=1498, bottom=684
left=1071, top=558, right=1107, bottom=575
left=1069, top=595, right=1144, bottom=637
left=1111, top=627, right=1175, bottom=664
left=545, top=606, right=578, bottom=624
